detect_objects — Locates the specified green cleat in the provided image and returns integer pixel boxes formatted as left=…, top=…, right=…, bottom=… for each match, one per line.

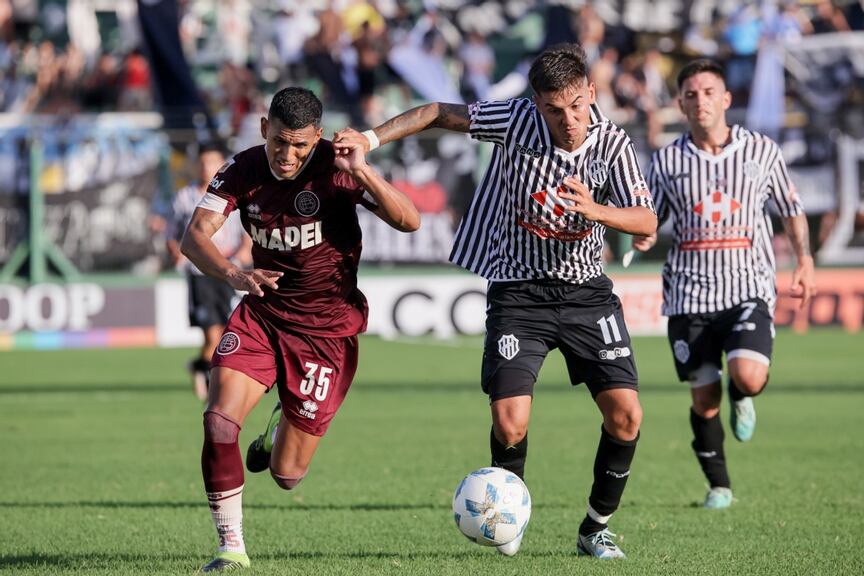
left=576, top=528, right=626, bottom=559
left=245, top=402, right=282, bottom=473
left=704, top=486, right=733, bottom=509
left=730, top=395, right=756, bottom=442
left=200, top=551, right=250, bottom=572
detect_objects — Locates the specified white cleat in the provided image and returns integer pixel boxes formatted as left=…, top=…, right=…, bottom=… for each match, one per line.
left=496, top=531, right=524, bottom=557
left=577, top=528, right=626, bottom=559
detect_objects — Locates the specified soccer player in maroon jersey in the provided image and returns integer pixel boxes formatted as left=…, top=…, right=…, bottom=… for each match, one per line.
left=180, top=87, right=420, bottom=572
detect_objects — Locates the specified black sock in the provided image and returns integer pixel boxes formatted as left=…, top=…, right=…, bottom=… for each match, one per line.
left=192, top=358, right=212, bottom=388
left=490, top=428, right=527, bottom=481
left=728, top=375, right=745, bottom=401
left=690, top=409, right=730, bottom=488
left=580, top=425, right=638, bottom=536
left=729, top=374, right=768, bottom=400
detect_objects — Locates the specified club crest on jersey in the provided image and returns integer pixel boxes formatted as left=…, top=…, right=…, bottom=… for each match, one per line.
left=693, top=191, right=741, bottom=224
left=295, top=190, right=320, bottom=216
left=673, top=340, right=690, bottom=363
left=587, top=159, right=609, bottom=188
left=247, top=203, right=262, bottom=220
left=743, top=161, right=761, bottom=180
left=498, top=334, right=520, bottom=360
left=217, top=332, right=241, bottom=355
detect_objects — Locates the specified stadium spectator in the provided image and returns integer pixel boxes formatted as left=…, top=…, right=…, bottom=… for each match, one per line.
left=633, top=59, right=816, bottom=509
left=179, top=87, right=420, bottom=572
left=166, top=142, right=251, bottom=401
left=335, top=43, right=656, bottom=560
left=458, top=29, right=495, bottom=102
left=810, top=0, right=851, bottom=33
left=118, top=47, right=152, bottom=112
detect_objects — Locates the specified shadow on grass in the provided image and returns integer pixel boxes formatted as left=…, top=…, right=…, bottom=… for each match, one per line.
left=0, top=500, right=591, bottom=512
left=0, top=548, right=575, bottom=570
left=2, top=382, right=863, bottom=396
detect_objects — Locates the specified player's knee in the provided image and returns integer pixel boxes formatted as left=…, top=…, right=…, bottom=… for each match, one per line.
left=271, top=469, right=306, bottom=490
left=203, top=411, right=240, bottom=443
left=729, top=366, right=768, bottom=396
left=606, top=405, right=642, bottom=441
left=493, top=421, right=527, bottom=447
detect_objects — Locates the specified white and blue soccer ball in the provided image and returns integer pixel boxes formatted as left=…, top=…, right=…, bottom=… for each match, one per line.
left=452, top=466, right=531, bottom=546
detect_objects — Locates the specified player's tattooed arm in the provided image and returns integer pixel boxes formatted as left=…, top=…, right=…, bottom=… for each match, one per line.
left=181, top=207, right=282, bottom=296
left=334, top=103, right=469, bottom=153
left=377, top=103, right=470, bottom=145
left=782, top=213, right=817, bottom=308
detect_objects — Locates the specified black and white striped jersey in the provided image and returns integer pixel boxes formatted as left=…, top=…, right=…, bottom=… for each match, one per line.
left=451, top=98, right=653, bottom=284
left=647, top=125, right=803, bottom=315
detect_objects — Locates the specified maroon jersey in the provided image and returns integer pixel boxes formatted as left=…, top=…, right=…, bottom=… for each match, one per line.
left=200, top=140, right=376, bottom=337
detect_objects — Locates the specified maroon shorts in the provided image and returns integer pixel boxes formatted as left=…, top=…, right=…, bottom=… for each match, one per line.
left=211, top=302, right=359, bottom=436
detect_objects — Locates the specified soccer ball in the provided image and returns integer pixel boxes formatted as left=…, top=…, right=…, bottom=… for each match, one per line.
left=452, top=467, right=531, bottom=546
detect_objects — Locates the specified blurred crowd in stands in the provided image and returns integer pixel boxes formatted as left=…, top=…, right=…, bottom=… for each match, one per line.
left=1, top=0, right=862, bottom=152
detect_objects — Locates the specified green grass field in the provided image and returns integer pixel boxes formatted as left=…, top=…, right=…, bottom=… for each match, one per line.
left=1, top=329, right=863, bottom=575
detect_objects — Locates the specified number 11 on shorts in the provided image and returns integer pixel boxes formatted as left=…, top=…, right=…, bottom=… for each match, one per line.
left=597, top=314, right=622, bottom=345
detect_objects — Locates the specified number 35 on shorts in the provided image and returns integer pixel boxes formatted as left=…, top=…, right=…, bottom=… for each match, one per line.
left=300, top=362, right=332, bottom=401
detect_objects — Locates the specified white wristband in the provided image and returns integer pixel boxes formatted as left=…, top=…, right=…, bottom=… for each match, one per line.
left=361, top=129, right=380, bottom=151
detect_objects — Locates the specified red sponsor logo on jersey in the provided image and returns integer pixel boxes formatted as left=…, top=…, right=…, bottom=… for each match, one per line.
left=217, top=332, right=241, bottom=355
left=531, top=186, right=570, bottom=217
left=693, top=191, right=741, bottom=224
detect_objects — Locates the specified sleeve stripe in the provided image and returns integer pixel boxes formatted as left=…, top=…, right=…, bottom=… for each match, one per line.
left=198, top=192, right=230, bottom=214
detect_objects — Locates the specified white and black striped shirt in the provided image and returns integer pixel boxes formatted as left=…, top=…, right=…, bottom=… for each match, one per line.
left=647, top=125, right=803, bottom=315
left=451, top=98, right=653, bottom=283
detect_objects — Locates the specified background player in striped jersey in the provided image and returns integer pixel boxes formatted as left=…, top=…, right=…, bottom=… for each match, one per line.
left=335, top=43, right=656, bottom=559
left=633, top=59, right=817, bottom=509
left=165, top=143, right=251, bottom=400
left=181, top=87, right=420, bottom=571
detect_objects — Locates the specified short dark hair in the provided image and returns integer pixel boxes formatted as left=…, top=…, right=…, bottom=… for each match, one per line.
left=268, top=87, right=323, bottom=129
left=528, top=43, right=589, bottom=94
left=197, top=140, right=227, bottom=158
left=677, top=59, right=726, bottom=90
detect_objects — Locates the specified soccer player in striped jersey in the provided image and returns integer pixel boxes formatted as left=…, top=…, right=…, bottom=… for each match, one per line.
left=336, top=43, right=656, bottom=559
left=633, top=59, right=817, bottom=509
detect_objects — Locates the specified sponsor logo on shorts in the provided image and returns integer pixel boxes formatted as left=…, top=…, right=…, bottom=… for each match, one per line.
left=217, top=332, right=241, bottom=355
left=497, top=334, right=519, bottom=360
left=599, top=347, right=631, bottom=360
left=673, top=339, right=690, bottom=363
left=295, top=190, right=320, bottom=216
left=732, top=322, right=756, bottom=332
left=299, top=399, right=318, bottom=420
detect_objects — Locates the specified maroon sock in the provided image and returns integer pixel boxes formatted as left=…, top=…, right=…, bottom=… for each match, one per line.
left=202, top=411, right=244, bottom=493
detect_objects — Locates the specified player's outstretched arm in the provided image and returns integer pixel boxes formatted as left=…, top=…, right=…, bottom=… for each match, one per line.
left=334, top=141, right=420, bottom=232
left=181, top=207, right=282, bottom=296
left=781, top=213, right=817, bottom=308
left=333, top=103, right=470, bottom=154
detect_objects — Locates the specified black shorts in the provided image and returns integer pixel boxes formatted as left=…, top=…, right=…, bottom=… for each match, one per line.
left=481, top=276, right=639, bottom=401
left=666, top=299, right=774, bottom=383
left=187, top=273, right=237, bottom=329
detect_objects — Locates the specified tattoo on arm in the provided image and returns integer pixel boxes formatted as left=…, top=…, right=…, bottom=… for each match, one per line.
left=376, top=103, right=470, bottom=145
left=431, top=103, right=470, bottom=132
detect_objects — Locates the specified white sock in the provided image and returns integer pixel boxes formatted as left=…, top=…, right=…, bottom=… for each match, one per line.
left=207, top=485, right=246, bottom=555
left=586, top=502, right=612, bottom=525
